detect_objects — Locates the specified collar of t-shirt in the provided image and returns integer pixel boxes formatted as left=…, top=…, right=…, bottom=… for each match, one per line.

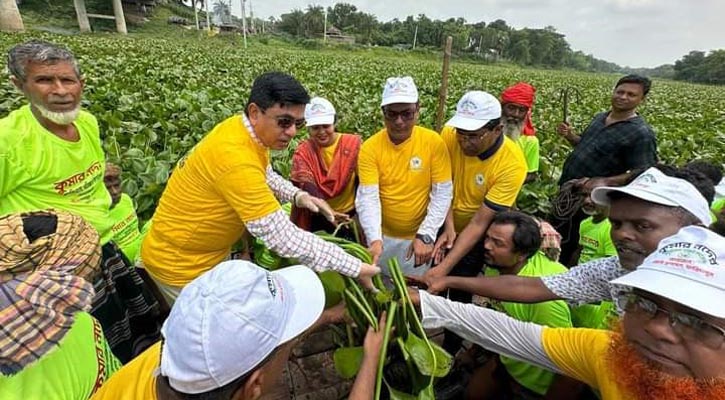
left=477, top=134, right=504, bottom=161
left=241, top=114, right=265, bottom=148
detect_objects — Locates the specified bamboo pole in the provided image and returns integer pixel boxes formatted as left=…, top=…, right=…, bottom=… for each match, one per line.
left=435, top=36, right=453, bottom=132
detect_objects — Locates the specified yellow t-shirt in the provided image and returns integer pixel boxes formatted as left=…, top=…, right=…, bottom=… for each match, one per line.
left=91, top=342, right=160, bottom=400
left=542, top=328, right=626, bottom=400
left=441, top=126, right=527, bottom=232
left=141, top=116, right=280, bottom=286
left=320, top=134, right=356, bottom=213
left=358, top=126, right=452, bottom=239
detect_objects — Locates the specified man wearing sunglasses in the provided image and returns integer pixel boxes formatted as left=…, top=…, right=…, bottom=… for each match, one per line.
left=141, top=72, right=380, bottom=305
left=410, top=225, right=725, bottom=399
left=356, top=76, right=453, bottom=278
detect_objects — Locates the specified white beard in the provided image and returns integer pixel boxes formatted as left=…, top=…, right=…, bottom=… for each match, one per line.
left=34, top=103, right=80, bottom=125
left=503, top=120, right=524, bottom=141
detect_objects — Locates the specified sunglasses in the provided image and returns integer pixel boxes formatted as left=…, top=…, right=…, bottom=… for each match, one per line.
left=261, top=110, right=306, bottom=130
left=383, top=108, right=417, bottom=122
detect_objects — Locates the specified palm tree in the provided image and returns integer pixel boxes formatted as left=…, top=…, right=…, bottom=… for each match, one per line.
left=212, top=0, right=230, bottom=24
left=0, top=0, right=25, bottom=32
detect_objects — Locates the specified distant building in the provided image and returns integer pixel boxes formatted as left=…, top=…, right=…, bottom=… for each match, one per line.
left=325, top=26, right=355, bottom=44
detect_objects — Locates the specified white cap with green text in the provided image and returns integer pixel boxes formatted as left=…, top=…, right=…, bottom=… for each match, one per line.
left=591, top=167, right=713, bottom=226
left=611, top=225, right=725, bottom=318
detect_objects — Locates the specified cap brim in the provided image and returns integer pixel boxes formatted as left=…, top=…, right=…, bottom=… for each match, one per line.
left=611, top=267, right=725, bottom=318
left=306, top=115, right=335, bottom=127
left=272, top=265, right=325, bottom=343
left=591, top=186, right=679, bottom=208
left=381, top=95, right=418, bottom=107
left=446, top=115, right=488, bottom=131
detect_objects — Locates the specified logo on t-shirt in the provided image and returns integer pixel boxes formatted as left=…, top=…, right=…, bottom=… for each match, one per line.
left=53, top=161, right=103, bottom=196
left=409, top=156, right=423, bottom=171
left=475, top=173, right=485, bottom=186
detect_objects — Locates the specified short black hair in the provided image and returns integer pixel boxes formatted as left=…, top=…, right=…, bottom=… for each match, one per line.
left=615, top=74, right=652, bottom=96
left=490, top=211, right=542, bottom=260
left=244, top=72, right=310, bottom=116
left=684, top=160, right=723, bottom=186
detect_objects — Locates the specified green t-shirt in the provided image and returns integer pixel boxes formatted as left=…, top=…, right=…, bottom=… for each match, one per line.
left=0, top=312, right=121, bottom=400
left=484, top=252, right=573, bottom=395
left=712, top=198, right=725, bottom=214
left=578, top=217, right=616, bottom=264
left=109, top=194, right=142, bottom=263
left=0, top=105, right=113, bottom=243
left=516, top=135, right=540, bottom=173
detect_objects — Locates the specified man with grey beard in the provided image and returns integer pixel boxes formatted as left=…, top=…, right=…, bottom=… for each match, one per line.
left=501, top=82, right=539, bottom=183
left=0, top=40, right=162, bottom=363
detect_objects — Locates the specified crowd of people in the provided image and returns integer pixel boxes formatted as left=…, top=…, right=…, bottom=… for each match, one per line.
left=1, top=39, right=724, bottom=400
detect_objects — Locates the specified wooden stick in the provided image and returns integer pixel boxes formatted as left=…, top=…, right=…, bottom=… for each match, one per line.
left=435, top=36, right=453, bottom=132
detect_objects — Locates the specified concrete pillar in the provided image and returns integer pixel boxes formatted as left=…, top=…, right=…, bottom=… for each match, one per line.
left=112, top=0, right=127, bottom=34
left=73, top=0, right=91, bottom=32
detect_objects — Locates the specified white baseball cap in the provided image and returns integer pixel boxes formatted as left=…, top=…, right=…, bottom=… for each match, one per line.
left=305, top=97, right=336, bottom=127
left=611, top=225, right=725, bottom=318
left=591, top=167, right=713, bottom=226
left=381, top=76, right=419, bottom=106
left=445, top=91, right=502, bottom=131
left=160, top=260, right=325, bottom=394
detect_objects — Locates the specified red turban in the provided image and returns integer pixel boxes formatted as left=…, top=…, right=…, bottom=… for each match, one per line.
left=501, top=82, right=536, bottom=136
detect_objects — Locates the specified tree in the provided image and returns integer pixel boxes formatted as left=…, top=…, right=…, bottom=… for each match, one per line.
left=212, top=0, right=231, bottom=24
left=1, top=0, right=25, bottom=32
left=327, top=3, right=357, bottom=31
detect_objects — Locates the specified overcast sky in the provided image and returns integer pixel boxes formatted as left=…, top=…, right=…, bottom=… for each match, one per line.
left=226, top=0, right=724, bottom=68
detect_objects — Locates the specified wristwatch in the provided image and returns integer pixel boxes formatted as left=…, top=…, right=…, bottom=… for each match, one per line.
left=415, top=234, right=434, bottom=245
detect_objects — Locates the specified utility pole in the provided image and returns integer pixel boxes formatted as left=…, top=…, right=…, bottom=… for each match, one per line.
left=412, top=24, right=418, bottom=49
left=248, top=0, right=254, bottom=33
left=240, top=0, right=248, bottom=48
left=323, top=8, right=328, bottom=42
left=205, top=0, right=210, bottom=31
left=193, top=0, right=199, bottom=29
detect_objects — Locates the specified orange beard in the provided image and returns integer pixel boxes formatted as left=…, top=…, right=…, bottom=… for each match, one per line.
left=607, top=322, right=725, bottom=400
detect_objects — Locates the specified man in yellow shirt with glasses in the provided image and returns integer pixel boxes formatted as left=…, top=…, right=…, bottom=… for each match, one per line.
left=356, top=76, right=452, bottom=278
left=141, top=72, right=379, bottom=304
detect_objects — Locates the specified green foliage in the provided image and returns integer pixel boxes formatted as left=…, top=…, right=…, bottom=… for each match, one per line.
left=674, top=50, right=725, bottom=85
left=1, top=32, right=724, bottom=221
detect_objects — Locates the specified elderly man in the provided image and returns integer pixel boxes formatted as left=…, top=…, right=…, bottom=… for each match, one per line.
left=0, top=40, right=160, bottom=363
left=0, top=210, right=121, bottom=398
left=141, top=72, right=379, bottom=304
left=555, top=74, right=658, bottom=262
left=92, top=260, right=327, bottom=400
left=411, top=225, right=725, bottom=400
left=356, top=76, right=452, bottom=276
left=420, top=167, right=713, bottom=311
left=501, top=82, right=539, bottom=183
